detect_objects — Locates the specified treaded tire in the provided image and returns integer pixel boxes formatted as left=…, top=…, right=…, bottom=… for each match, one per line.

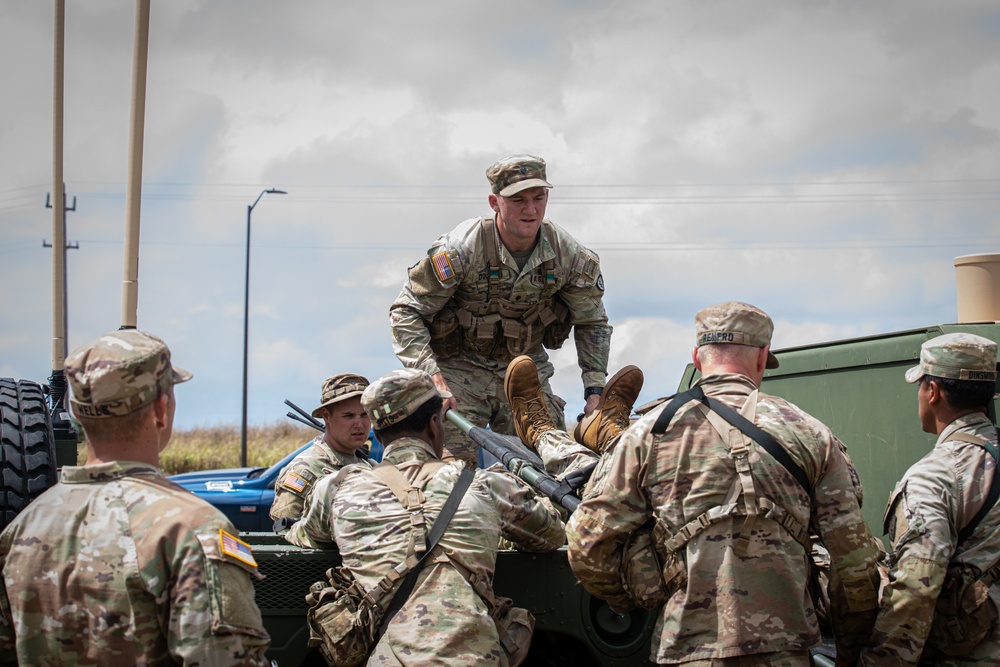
left=0, top=378, right=58, bottom=531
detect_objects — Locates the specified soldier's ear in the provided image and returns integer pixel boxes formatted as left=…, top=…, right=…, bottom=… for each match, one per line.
left=691, top=347, right=702, bottom=371
left=488, top=193, right=500, bottom=213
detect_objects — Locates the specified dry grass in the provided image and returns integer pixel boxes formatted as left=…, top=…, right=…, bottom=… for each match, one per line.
left=76, top=421, right=319, bottom=475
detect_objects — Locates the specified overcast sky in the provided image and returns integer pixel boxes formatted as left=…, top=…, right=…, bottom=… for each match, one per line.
left=2, top=1, right=999, bottom=430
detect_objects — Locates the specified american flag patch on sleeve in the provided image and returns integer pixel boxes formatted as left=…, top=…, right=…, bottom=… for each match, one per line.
left=219, top=529, right=258, bottom=568
left=432, top=251, right=455, bottom=282
left=281, top=472, right=309, bottom=494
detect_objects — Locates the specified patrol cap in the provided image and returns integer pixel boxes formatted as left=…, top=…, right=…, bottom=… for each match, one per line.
left=486, top=154, right=553, bottom=197
left=311, top=373, right=371, bottom=417
left=695, top=301, right=780, bottom=369
left=361, top=368, right=452, bottom=431
left=66, top=330, right=192, bottom=419
left=904, top=333, right=998, bottom=384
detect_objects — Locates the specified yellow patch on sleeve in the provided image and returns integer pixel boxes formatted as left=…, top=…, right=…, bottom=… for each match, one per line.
left=281, top=472, right=310, bottom=494
left=219, top=529, right=258, bottom=568
left=432, top=251, right=456, bottom=282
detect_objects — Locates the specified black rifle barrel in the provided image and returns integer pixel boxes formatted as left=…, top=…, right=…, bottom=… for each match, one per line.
left=446, top=410, right=580, bottom=513
left=284, top=399, right=324, bottom=431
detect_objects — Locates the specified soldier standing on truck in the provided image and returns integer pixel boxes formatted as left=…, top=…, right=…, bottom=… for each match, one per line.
left=860, top=333, right=1000, bottom=665
left=389, top=154, right=613, bottom=466
left=270, top=373, right=373, bottom=530
left=0, top=330, right=270, bottom=666
left=286, top=368, right=565, bottom=664
left=564, top=301, right=882, bottom=666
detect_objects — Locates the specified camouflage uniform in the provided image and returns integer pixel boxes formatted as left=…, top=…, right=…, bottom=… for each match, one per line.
left=270, top=434, right=372, bottom=524
left=566, top=303, right=880, bottom=665
left=0, top=464, right=270, bottom=666
left=861, top=333, right=1000, bottom=666
left=0, top=329, right=270, bottom=666
left=289, top=368, right=566, bottom=665
left=271, top=372, right=372, bottom=525
left=389, top=156, right=612, bottom=464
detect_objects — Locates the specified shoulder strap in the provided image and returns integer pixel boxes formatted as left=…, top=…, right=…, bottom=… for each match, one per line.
left=480, top=217, right=502, bottom=297
left=377, top=466, right=475, bottom=637
left=957, top=427, right=1000, bottom=544
left=651, top=386, right=812, bottom=495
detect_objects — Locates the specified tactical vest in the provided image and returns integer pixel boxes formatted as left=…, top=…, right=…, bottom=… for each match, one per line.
left=428, top=217, right=583, bottom=361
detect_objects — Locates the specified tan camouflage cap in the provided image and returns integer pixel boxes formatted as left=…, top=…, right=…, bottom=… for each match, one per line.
left=695, top=301, right=780, bottom=369
left=486, top=154, right=553, bottom=197
left=66, top=330, right=192, bottom=419
left=311, top=373, right=371, bottom=417
left=905, top=333, right=998, bottom=384
left=361, top=368, right=452, bottom=430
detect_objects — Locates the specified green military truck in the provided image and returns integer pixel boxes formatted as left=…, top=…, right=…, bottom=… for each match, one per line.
left=3, top=254, right=999, bottom=665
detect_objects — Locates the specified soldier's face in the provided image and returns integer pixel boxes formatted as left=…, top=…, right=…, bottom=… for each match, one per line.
left=491, top=187, right=548, bottom=249
left=917, top=378, right=935, bottom=434
left=322, top=396, right=372, bottom=454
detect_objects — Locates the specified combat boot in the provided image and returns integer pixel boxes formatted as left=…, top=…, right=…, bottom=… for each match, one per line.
left=504, top=355, right=558, bottom=450
left=574, top=365, right=644, bottom=453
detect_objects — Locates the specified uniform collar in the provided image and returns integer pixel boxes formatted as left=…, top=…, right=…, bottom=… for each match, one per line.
left=938, top=411, right=996, bottom=446
left=60, top=460, right=162, bottom=484
left=382, top=436, right=440, bottom=465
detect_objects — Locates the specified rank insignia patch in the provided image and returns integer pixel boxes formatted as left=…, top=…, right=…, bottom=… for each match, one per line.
left=219, top=529, right=258, bottom=568
left=281, top=472, right=309, bottom=494
left=432, top=252, right=455, bottom=282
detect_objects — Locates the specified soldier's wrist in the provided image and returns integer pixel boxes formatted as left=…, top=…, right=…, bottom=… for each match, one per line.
left=584, top=386, right=603, bottom=399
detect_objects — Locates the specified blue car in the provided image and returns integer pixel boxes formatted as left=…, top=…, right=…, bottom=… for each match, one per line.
left=170, top=434, right=383, bottom=533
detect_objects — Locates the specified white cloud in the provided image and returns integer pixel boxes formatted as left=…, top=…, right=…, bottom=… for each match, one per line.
left=3, top=1, right=999, bottom=430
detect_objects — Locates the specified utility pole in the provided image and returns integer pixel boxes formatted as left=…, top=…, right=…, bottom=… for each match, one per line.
left=44, top=187, right=79, bottom=407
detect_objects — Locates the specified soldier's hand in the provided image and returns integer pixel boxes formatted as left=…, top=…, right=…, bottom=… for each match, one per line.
left=432, top=372, right=458, bottom=411
left=583, top=393, right=601, bottom=415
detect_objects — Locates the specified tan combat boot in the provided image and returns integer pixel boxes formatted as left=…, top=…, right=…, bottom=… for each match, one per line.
left=504, top=355, right=558, bottom=450
left=574, top=365, right=644, bottom=453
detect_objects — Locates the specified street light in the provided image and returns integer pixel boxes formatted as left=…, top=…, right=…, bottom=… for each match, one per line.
left=241, top=187, right=287, bottom=467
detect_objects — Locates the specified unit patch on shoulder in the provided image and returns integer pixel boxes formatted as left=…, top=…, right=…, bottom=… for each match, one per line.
left=596, top=274, right=605, bottom=291
left=219, top=529, right=258, bottom=568
left=432, top=251, right=456, bottom=282
left=281, top=471, right=312, bottom=494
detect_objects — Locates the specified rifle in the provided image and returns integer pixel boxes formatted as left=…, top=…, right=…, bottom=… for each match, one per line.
left=285, top=399, right=324, bottom=432
left=446, top=410, right=581, bottom=513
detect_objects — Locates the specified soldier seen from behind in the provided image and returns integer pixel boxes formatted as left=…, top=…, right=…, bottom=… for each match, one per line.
left=270, top=373, right=373, bottom=530
left=0, top=330, right=270, bottom=666
left=565, top=301, right=881, bottom=666
left=860, top=333, right=1000, bottom=665
left=286, top=368, right=566, bottom=665
left=389, top=154, right=613, bottom=466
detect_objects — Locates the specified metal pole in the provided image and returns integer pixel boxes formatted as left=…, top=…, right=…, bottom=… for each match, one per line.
left=120, top=0, right=150, bottom=329
left=240, top=201, right=252, bottom=468
left=51, top=0, right=66, bottom=371
left=240, top=188, right=286, bottom=467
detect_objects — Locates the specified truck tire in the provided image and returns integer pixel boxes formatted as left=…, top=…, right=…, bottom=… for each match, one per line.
left=1, top=378, right=58, bottom=531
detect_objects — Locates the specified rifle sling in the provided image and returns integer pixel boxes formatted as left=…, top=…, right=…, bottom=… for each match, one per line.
left=956, top=427, right=1000, bottom=544
left=376, top=465, right=475, bottom=638
left=651, top=386, right=812, bottom=496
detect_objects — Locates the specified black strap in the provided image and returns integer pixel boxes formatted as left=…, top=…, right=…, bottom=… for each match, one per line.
left=652, top=386, right=812, bottom=495
left=958, top=428, right=1000, bottom=544
left=377, top=466, right=475, bottom=636
left=564, top=462, right=597, bottom=491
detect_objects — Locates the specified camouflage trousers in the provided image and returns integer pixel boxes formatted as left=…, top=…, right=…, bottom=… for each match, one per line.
left=533, top=429, right=625, bottom=500
left=439, top=353, right=566, bottom=466
left=675, top=651, right=811, bottom=666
